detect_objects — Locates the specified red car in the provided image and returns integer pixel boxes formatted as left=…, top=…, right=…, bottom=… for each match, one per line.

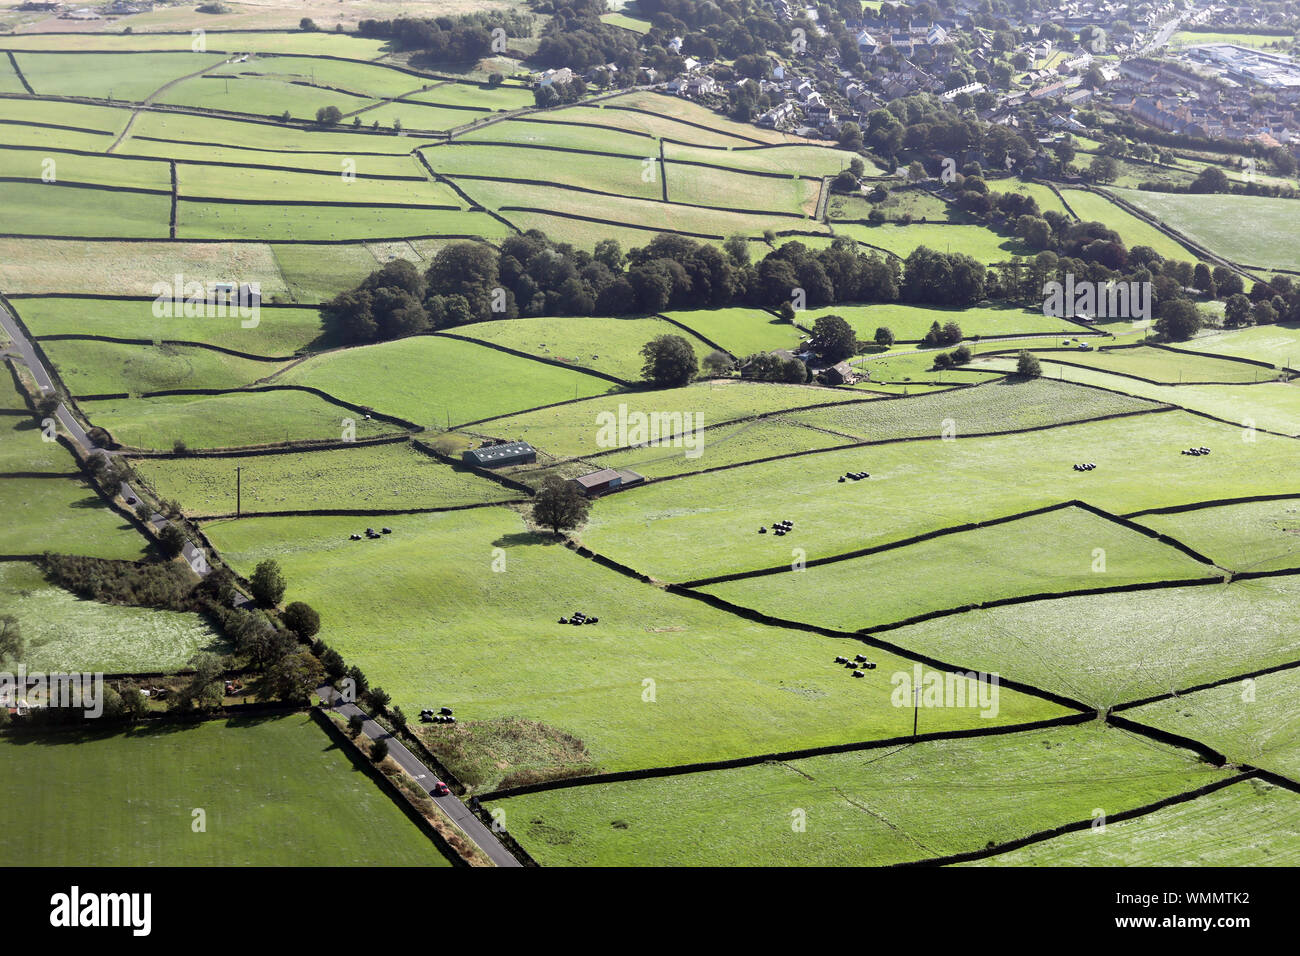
left=432, top=781, right=450, bottom=796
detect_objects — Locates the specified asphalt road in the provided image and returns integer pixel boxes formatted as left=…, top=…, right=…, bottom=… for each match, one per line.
left=318, top=685, right=522, bottom=867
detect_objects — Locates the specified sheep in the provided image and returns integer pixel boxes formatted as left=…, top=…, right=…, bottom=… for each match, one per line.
left=854, top=654, right=867, bottom=663
left=759, top=527, right=768, bottom=534
left=852, top=670, right=865, bottom=678
left=864, top=662, right=877, bottom=670
left=834, top=656, right=848, bottom=664
left=440, top=707, right=453, bottom=716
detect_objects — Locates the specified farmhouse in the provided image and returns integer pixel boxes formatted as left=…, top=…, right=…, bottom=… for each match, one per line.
left=462, top=441, right=537, bottom=468
left=572, top=468, right=645, bottom=497
left=821, top=362, right=860, bottom=386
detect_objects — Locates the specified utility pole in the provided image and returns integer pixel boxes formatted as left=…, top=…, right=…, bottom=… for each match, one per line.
left=236, top=466, right=242, bottom=517
left=912, top=686, right=920, bottom=738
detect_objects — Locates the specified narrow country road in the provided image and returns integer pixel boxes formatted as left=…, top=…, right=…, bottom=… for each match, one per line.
left=317, top=685, right=523, bottom=867
left=1, top=298, right=214, bottom=579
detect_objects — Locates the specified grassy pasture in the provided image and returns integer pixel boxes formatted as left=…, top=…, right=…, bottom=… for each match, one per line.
left=886, top=573, right=1300, bottom=709
left=534, top=104, right=761, bottom=149
left=1026, top=345, right=1278, bottom=384
left=0, top=52, right=25, bottom=93
left=177, top=162, right=456, bottom=207
left=662, top=306, right=805, bottom=356
left=134, top=442, right=519, bottom=516
left=1110, top=188, right=1300, bottom=272
left=702, top=504, right=1215, bottom=631
left=18, top=297, right=323, bottom=357
left=489, top=724, right=1227, bottom=866
left=597, top=90, right=803, bottom=145
left=1171, top=31, right=1297, bottom=49
left=589, top=416, right=851, bottom=481
left=125, top=108, right=418, bottom=155
left=0, top=180, right=170, bottom=238
left=0, top=475, right=147, bottom=559
left=423, top=143, right=661, bottom=201
left=176, top=202, right=511, bottom=243
left=271, top=242, right=395, bottom=303
left=500, top=209, right=715, bottom=251
left=579, top=411, right=1300, bottom=582
left=80, top=390, right=396, bottom=451
left=1058, top=188, right=1192, bottom=262
left=664, top=161, right=819, bottom=216
left=801, top=302, right=1083, bottom=344
left=779, top=377, right=1163, bottom=444
left=456, top=178, right=816, bottom=240
left=1184, top=324, right=1300, bottom=369
left=1127, top=667, right=1300, bottom=782
left=0, top=714, right=451, bottom=866
left=973, top=779, right=1300, bottom=866
left=0, top=147, right=171, bottom=191
left=1136, top=499, right=1300, bottom=574
left=973, top=356, right=1300, bottom=436
left=41, top=338, right=285, bottom=396
left=0, top=239, right=291, bottom=297
left=206, top=54, right=434, bottom=100
left=0, top=31, right=393, bottom=57
left=0, top=95, right=131, bottom=134
left=452, top=314, right=715, bottom=381
left=663, top=141, right=868, bottom=177
left=280, top=335, right=619, bottom=427
left=355, top=99, right=490, bottom=132
left=836, top=220, right=1029, bottom=263
left=0, top=560, right=226, bottom=673
left=458, top=118, right=660, bottom=156
left=205, top=509, right=1064, bottom=774
left=0, top=123, right=115, bottom=153
left=467, top=380, right=862, bottom=459
left=13, top=50, right=224, bottom=100
left=0, top=376, right=77, bottom=473
left=410, top=82, right=535, bottom=112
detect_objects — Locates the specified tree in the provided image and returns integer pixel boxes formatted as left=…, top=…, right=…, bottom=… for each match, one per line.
left=250, top=558, right=286, bottom=607
left=1191, top=166, right=1230, bottom=194
left=171, top=652, right=225, bottom=712
left=157, top=523, right=187, bottom=559
left=262, top=650, right=325, bottom=705
left=1155, top=299, right=1202, bottom=341
left=874, top=326, right=895, bottom=347
left=1016, top=350, right=1042, bottom=378
left=371, top=738, right=389, bottom=763
left=702, top=350, right=733, bottom=375
left=365, top=685, right=391, bottom=713
left=390, top=705, right=408, bottom=733
left=533, top=476, right=590, bottom=536
left=348, top=712, right=365, bottom=737
left=810, top=314, right=857, bottom=363
left=282, top=601, right=320, bottom=639
left=640, top=334, right=698, bottom=387
left=315, top=105, right=343, bottom=125
left=1224, top=293, right=1253, bottom=328
left=299, top=17, right=317, bottom=31
left=1088, top=155, right=1118, bottom=183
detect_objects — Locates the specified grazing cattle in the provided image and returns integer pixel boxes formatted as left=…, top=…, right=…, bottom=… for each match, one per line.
left=852, top=670, right=865, bottom=678
left=440, top=707, right=452, bottom=716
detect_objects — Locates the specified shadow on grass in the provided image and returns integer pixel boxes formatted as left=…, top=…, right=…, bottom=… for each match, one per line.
left=491, top=531, right=557, bottom=549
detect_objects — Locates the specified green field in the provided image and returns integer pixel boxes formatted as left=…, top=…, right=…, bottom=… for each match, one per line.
left=885, top=573, right=1300, bottom=709
left=1184, top=324, right=1300, bottom=369
left=205, top=508, right=1064, bottom=776
left=702, top=504, right=1215, bottom=630
left=0, top=180, right=170, bottom=239
left=451, top=314, right=715, bottom=381
left=0, top=714, right=452, bottom=866
left=279, top=335, right=620, bottom=427
left=1136, top=499, right=1300, bottom=574
left=134, top=441, right=520, bottom=516
left=974, top=779, right=1300, bottom=866
left=80, top=390, right=398, bottom=451
left=1111, top=189, right=1300, bottom=272
left=581, top=410, right=1296, bottom=582
left=41, top=338, right=286, bottom=396
left=0, top=475, right=148, bottom=559
left=779, top=377, right=1162, bottom=441
left=1024, top=345, right=1277, bottom=385
left=0, top=561, right=227, bottom=673
left=1059, top=188, right=1193, bottom=262
left=465, top=380, right=863, bottom=459
left=488, top=724, right=1227, bottom=866
left=663, top=307, right=806, bottom=356
left=17, top=298, right=324, bottom=357
left=800, top=302, right=1083, bottom=344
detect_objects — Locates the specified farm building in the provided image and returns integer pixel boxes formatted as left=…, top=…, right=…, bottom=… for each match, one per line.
left=462, top=441, right=537, bottom=468
left=821, top=362, right=860, bottom=386
left=572, top=468, right=645, bottom=497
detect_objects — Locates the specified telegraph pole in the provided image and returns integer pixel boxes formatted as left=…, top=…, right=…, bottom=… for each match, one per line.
left=236, top=466, right=242, bottom=517
left=912, top=686, right=920, bottom=738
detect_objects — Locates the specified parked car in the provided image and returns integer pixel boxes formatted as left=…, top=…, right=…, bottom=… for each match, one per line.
left=432, top=781, right=450, bottom=796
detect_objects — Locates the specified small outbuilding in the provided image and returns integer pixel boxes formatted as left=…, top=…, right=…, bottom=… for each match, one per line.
left=462, top=441, right=537, bottom=468
left=573, top=468, right=645, bottom=497
left=821, top=362, right=860, bottom=386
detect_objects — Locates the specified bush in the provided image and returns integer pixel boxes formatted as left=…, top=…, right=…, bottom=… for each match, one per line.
left=315, top=105, right=343, bottom=125
left=640, top=335, right=698, bottom=387
left=1016, top=350, right=1042, bottom=378
left=157, top=524, right=187, bottom=559
left=371, top=739, right=389, bottom=763
left=282, top=601, right=321, bottom=639
left=250, top=559, right=286, bottom=606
